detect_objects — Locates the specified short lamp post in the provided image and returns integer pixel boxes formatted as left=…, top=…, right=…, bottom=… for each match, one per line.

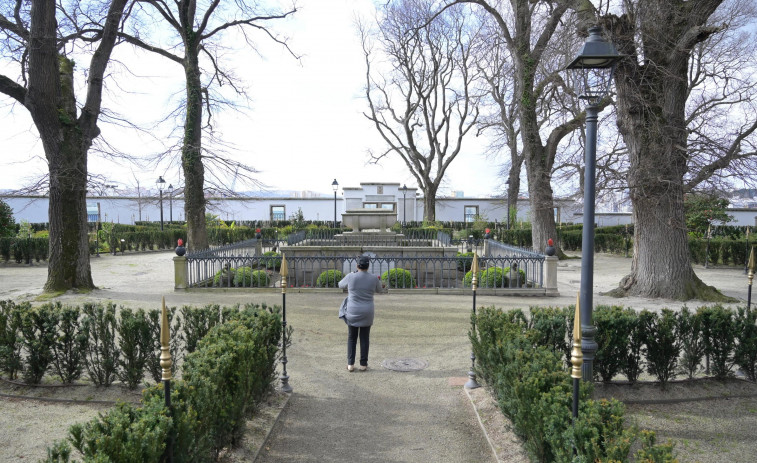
left=168, top=184, right=174, bottom=223
left=332, top=179, right=339, bottom=229
left=156, top=176, right=166, bottom=231
left=401, top=184, right=408, bottom=226
left=464, top=253, right=481, bottom=389
left=566, top=25, right=621, bottom=381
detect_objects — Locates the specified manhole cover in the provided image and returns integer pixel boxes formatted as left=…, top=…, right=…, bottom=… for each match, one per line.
left=381, top=358, right=429, bottom=372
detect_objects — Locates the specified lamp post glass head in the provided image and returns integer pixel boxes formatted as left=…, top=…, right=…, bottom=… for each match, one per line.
left=168, top=184, right=173, bottom=193
left=566, top=26, right=621, bottom=102
left=156, top=176, right=166, bottom=193
left=332, top=179, right=339, bottom=191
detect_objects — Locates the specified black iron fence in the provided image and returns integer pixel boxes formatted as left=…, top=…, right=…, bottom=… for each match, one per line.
left=186, top=253, right=544, bottom=290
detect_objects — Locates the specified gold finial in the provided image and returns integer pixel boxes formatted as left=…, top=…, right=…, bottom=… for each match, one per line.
left=571, top=292, right=583, bottom=380
left=160, top=297, right=172, bottom=381
left=280, top=253, right=288, bottom=293
left=471, top=253, right=479, bottom=290
left=749, top=247, right=755, bottom=286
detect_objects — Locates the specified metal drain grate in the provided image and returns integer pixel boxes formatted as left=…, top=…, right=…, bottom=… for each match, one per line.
left=381, top=357, right=429, bottom=372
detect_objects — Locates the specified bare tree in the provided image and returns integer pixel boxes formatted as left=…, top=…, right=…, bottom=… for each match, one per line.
left=439, top=0, right=596, bottom=254
left=0, top=0, right=129, bottom=291
left=361, top=0, right=482, bottom=222
left=120, top=0, right=297, bottom=251
left=473, top=19, right=523, bottom=227
left=575, top=0, right=757, bottom=299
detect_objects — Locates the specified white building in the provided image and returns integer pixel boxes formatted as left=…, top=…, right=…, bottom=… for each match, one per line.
left=6, top=181, right=755, bottom=227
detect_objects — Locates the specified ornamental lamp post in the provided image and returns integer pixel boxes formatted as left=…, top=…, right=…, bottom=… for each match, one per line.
left=464, top=253, right=481, bottom=389
left=332, top=179, right=339, bottom=229
left=156, top=176, right=166, bottom=231
left=401, top=184, right=408, bottom=226
left=566, top=25, right=621, bottom=381
left=168, top=184, right=174, bottom=223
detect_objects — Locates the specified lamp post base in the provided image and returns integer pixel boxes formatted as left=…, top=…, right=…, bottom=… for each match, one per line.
left=464, top=371, right=480, bottom=389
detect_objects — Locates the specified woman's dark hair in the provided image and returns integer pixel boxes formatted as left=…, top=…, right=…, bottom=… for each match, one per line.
left=357, top=255, right=370, bottom=269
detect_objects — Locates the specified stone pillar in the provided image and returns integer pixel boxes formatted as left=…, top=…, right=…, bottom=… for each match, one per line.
left=544, top=255, right=559, bottom=296
left=174, top=256, right=188, bottom=290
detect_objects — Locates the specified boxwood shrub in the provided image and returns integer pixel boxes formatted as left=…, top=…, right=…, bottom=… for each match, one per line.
left=381, top=268, right=415, bottom=288
left=316, top=270, right=344, bottom=288
left=463, top=267, right=526, bottom=288
left=472, top=306, right=675, bottom=462
left=43, top=305, right=282, bottom=462
left=233, top=267, right=270, bottom=287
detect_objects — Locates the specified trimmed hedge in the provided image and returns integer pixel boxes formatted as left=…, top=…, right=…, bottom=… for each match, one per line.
left=43, top=304, right=282, bottom=462
left=472, top=306, right=675, bottom=462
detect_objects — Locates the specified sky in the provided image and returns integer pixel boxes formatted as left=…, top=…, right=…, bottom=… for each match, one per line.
left=0, top=0, right=505, bottom=198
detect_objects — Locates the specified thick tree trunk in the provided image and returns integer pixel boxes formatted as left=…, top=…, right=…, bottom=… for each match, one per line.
left=423, top=185, right=437, bottom=222
left=25, top=2, right=93, bottom=292
left=182, top=51, right=208, bottom=252
left=606, top=4, right=725, bottom=300
left=525, top=153, right=559, bottom=254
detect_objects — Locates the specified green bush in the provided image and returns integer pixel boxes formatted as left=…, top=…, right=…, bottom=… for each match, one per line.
left=147, top=306, right=282, bottom=460
left=233, top=267, right=270, bottom=287
left=381, top=268, right=415, bottom=288
left=0, top=300, right=24, bottom=379
left=471, top=306, right=675, bottom=462
left=180, top=305, right=221, bottom=354
left=0, top=199, right=14, bottom=238
left=593, top=306, right=635, bottom=382
left=642, top=309, right=680, bottom=389
left=677, top=306, right=705, bottom=378
left=51, top=305, right=87, bottom=384
left=20, top=304, right=59, bottom=384
left=456, top=252, right=475, bottom=271
left=734, top=306, right=757, bottom=381
left=316, top=270, right=344, bottom=288
left=44, top=305, right=282, bottom=462
left=699, top=305, right=735, bottom=378
left=624, top=310, right=647, bottom=383
left=82, top=303, right=119, bottom=387
left=65, top=399, right=171, bottom=462
left=528, top=307, right=570, bottom=367
left=258, top=251, right=282, bottom=270
left=464, top=266, right=525, bottom=288
left=213, top=266, right=236, bottom=287
left=116, top=309, right=152, bottom=389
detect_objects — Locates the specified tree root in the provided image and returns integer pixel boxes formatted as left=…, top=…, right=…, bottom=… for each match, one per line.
left=604, top=272, right=738, bottom=302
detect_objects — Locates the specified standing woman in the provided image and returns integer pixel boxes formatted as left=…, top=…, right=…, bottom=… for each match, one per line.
left=339, top=255, right=384, bottom=371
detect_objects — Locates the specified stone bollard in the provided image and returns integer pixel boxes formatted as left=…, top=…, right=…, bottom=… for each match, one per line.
left=174, top=256, right=188, bottom=290
left=544, top=255, right=559, bottom=296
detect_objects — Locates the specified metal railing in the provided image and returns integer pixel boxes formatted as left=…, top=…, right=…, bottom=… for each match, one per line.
left=186, top=254, right=544, bottom=290
left=488, top=240, right=542, bottom=258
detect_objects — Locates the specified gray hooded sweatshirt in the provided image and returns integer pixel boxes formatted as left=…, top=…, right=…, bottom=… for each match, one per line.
left=338, top=271, right=384, bottom=327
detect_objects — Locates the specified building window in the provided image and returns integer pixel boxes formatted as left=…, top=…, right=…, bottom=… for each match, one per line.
left=381, top=203, right=395, bottom=210
left=271, top=205, right=285, bottom=221
left=363, top=203, right=378, bottom=209
left=464, top=205, right=478, bottom=223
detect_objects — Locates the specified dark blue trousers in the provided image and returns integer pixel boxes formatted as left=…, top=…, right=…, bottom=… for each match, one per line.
left=347, top=325, right=371, bottom=367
